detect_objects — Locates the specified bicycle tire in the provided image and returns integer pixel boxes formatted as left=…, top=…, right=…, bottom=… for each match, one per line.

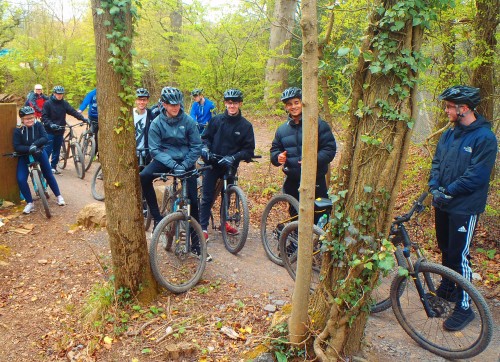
left=370, top=246, right=407, bottom=313
left=81, top=132, right=96, bottom=172
left=221, top=185, right=249, bottom=254
left=279, top=221, right=324, bottom=291
left=143, top=198, right=152, bottom=231
left=160, top=185, right=176, bottom=250
left=32, top=169, right=51, bottom=218
left=71, top=142, right=85, bottom=179
left=149, top=212, right=207, bottom=293
left=91, top=165, right=105, bottom=201
left=58, top=140, right=68, bottom=169
left=390, top=262, right=493, bottom=359
left=260, top=194, right=300, bottom=265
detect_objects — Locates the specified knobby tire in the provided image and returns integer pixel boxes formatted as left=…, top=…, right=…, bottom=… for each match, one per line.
left=221, top=186, right=249, bottom=254
left=32, top=169, right=51, bottom=218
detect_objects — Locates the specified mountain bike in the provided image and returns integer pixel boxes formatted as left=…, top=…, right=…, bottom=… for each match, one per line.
left=3, top=151, right=51, bottom=218
left=57, top=122, right=86, bottom=179
left=149, top=166, right=211, bottom=293
left=79, top=120, right=97, bottom=172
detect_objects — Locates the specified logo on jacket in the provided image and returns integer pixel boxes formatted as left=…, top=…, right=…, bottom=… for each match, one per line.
left=234, top=131, right=240, bottom=135
left=179, top=126, right=185, bottom=130
left=457, top=226, right=467, bottom=233
left=463, top=146, right=472, bottom=153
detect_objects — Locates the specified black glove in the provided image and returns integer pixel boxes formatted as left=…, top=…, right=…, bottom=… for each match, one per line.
left=431, top=188, right=453, bottom=207
left=50, top=123, right=60, bottom=130
left=201, top=148, right=211, bottom=162
left=172, top=163, right=185, bottom=175
left=218, top=155, right=235, bottom=167
left=29, top=145, right=37, bottom=155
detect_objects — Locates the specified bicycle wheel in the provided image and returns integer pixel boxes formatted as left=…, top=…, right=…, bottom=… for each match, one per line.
left=81, top=132, right=96, bottom=172
left=71, top=142, right=85, bottom=179
left=32, top=169, right=51, bottom=219
left=391, top=262, right=493, bottom=359
left=260, top=194, right=299, bottom=265
left=143, top=197, right=152, bottom=231
left=370, top=246, right=407, bottom=313
left=221, top=185, right=249, bottom=254
left=150, top=212, right=207, bottom=293
left=58, top=140, right=68, bottom=169
left=91, top=165, right=105, bottom=201
left=279, top=221, right=323, bottom=290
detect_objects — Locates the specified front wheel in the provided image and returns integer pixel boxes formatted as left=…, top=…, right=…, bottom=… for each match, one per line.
left=58, top=140, right=68, bottom=169
left=32, top=169, right=51, bottom=219
left=391, top=262, right=493, bottom=359
left=81, top=132, right=96, bottom=172
left=91, top=165, right=105, bottom=201
left=149, top=212, right=207, bottom=293
left=71, top=142, right=85, bottom=179
left=221, top=186, right=249, bottom=254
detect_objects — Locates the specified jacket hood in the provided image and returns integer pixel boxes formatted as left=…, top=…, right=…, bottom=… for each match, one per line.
left=160, top=108, right=184, bottom=124
left=50, top=94, right=63, bottom=102
left=454, top=113, right=491, bottom=138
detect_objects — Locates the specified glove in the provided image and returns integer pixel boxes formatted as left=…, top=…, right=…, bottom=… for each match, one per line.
left=201, top=147, right=211, bottom=162
left=29, top=145, right=38, bottom=155
left=50, top=123, right=60, bottom=130
left=431, top=188, right=453, bottom=207
left=172, top=163, right=185, bottom=175
left=218, top=155, right=235, bottom=167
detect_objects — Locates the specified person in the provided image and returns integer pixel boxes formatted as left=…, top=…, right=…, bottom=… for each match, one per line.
left=428, top=85, right=497, bottom=331
left=13, top=106, right=66, bottom=214
left=25, top=84, right=49, bottom=119
left=270, top=87, right=336, bottom=221
left=189, top=88, right=215, bottom=134
left=199, top=89, right=255, bottom=244
left=133, top=87, right=153, bottom=163
left=139, top=87, right=205, bottom=256
left=78, top=88, right=99, bottom=154
left=41, top=86, right=88, bottom=174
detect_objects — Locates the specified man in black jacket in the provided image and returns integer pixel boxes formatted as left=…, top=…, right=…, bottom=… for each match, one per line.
left=270, top=87, right=336, bottom=220
left=42, top=86, right=87, bottom=174
left=199, top=89, right=255, bottom=244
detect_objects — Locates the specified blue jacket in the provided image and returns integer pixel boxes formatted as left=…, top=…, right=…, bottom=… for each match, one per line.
left=148, top=109, right=202, bottom=169
left=270, top=116, right=337, bottom=181
left=190, top=98, right=215, bottom=126
left=13, top=121, right=48, bottom=154
left=79, top=88, right=98, bottom=120
left=429, top=114, right=497, bottom=215
left=42, top=95, right=87, bottom=135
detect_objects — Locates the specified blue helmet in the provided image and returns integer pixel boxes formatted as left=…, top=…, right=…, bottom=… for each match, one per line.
left=136, top=88, right=150, bottom=98
left=223, top=89, right=243, bottom=102
left=191, top=88, right=203, bottom=96
left=281, top=87, right=302, bottom=102
left=53, top=85, right=65, bottom=94
left=160, top=87, right=183, bottom=105
left=19, top=106, right=35, bottom=118
left=439, top=86, right=481, bottom=109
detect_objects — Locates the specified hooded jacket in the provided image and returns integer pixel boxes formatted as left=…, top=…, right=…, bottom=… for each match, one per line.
left=429, top=114, right=497, bottom=214
left=270, top=116, right=336, bottom=180
left=148, top=109, right=202, bottom=169
left=42, top=95, right=86, bottom=135
left=13, top=121, right=48, bottom=154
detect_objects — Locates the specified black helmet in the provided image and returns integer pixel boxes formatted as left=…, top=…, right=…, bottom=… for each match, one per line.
left=136, top=88, right=150, bottom=98
left=160, top=87, right=183, bottom=105
left=439, top=86, right=481, bottom=109
left=223, top=89, right=243, bottom=102
left=281, top=87, right=302, bottom=102
left=191, top=88, right=203, bottom=96
left=19, top=106, right=35, bottom=118
left=53, top=85, right=65, bottom=94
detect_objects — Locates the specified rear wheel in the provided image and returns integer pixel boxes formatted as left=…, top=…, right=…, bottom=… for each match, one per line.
left=260, top=194, right=299, bottom=265
left=91, top=165, right=105, bottom=201
left=149, top=212, right=207, bottom=293
left=221, top=186, right=249, bottom=254
left=32, top=169, right=51, bottom=219
left=81, top=132, right=96, bottom=172
left=71, top=142, right=85, bottom=179
left=58, top=141, right=68, bottom=169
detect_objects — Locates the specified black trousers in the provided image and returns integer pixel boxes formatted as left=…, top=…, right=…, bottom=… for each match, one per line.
left=283, top=175, right=329, bottom=223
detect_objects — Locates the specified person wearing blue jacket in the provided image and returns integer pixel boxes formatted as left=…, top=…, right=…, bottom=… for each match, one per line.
left=78, top=88, right=99, bottom=153
left=13, top=106, right=66, bottom=214
left=190, top=88, right=215, bottom=134
left=429, top=85, right=497, bottom=332
left=140, top=87, right=203, bottom=251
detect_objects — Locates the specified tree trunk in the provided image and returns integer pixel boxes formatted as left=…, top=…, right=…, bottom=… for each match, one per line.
left=309, top=0, right=438, bottom=359
left=471, top=0, right=499, bottom=120
left=91, top=0, right=158, bottom=302
left=264, top=0, right=298, bottom=106
left=287, top=0, right=318, bottom=345
left=169, top=0, right=182, bottom=85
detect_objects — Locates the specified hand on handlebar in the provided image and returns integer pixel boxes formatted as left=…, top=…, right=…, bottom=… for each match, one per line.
left=172, top=163, right=186, bottom=175
left=431, top=188, right=453, bottom=207
left=201, top=147, right=211, bottom=162
left=218, top=155, right=235, bottom=167
left=50, top=123, right=60, bottom=130
left=29, top=145, right=38, bottom=154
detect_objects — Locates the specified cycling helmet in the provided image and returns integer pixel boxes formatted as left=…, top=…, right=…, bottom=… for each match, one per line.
left=281, top=87, right=302, bottom=102
left=191, top=88, right=203, bottom=96
left=160, top=87, right=183, bottom=105
left=136, top=88, right=150, bottom=98
left=53, top=85, right=65, bottom=94
left=19, top=106, right=35, bottom=118
left=223, top=89, right=243, bottom=102
left=438, top=86, right=481, bottom=109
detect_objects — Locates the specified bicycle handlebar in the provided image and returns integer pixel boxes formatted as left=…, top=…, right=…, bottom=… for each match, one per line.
left=393, top=192, right=428, bottom=224
left=210, top=153, right=262, bottom=163
left=153, top=165, right=213, bottom=181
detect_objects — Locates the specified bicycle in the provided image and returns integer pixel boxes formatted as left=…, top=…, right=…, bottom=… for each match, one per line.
left=79, top=120, right=97, bottom=172
left=149, top=166, right=211, bottom=293
left=57, top=122, right=86, bottom=179
left=3, top=151, right=51, bottom=218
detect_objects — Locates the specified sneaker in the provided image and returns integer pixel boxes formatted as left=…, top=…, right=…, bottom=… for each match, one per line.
left=23, top=203, right=34, bottom=214
left=444, top=304, right=475, bottom=331
left=202, top=230, right=209, bottom=243
left=225, top=222, right=239, bottom=235
left=97, top=173, right=103, bottom=180
left=190, top=249, right=213, bottom=262
left=426, top=279, right=458, bottom=302
left=56, top=195, right=66, bottom=206
left=51, top=168, right=61, bottom=175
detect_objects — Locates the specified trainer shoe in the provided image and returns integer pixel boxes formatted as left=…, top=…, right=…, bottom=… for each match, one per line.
left=23, top=203, right=34, bottom=214
left=191, top=249, right=213, bottom=262
left=51, top=168, right=61, bottom=175
left=56, top=195, right=66, bottom=206
left=203, top=230, right=209, bottom=243
left=444, top=304, right=475, bottom=331
left=225, top=222, right=239, bottom=235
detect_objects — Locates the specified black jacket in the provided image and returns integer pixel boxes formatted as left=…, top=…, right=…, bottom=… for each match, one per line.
left=202, top=110, right=255, bottom=163
left=42, top=95, right=86, bottom=135
left=13, top=121, right=48, bottom=154
left=429, top=114, right=497, bottom=214
left=270, top=116, right=336, bottom=181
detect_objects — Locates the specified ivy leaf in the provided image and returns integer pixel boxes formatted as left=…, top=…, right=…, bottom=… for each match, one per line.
left=364, top=262, right=373, bottom=270
left=337, top=47, right=350, bottom=56
left=275, top=351, right=287, bottom=362
left=363, top=185, right=373, bottom=193
left=398, top=266, right=409, bottom=277
left=369, top=64, right=381, bottom=73
left=109, top=6, right=121, bottom=15
left=96, top=8, right=104, bottom=15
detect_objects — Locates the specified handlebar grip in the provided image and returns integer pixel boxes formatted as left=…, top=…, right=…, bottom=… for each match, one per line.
left=417, top=192, right=428, bottom=204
